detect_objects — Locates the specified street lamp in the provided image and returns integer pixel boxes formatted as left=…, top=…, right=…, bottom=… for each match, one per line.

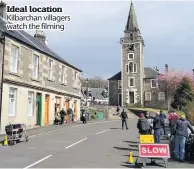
left=0, top=30, right=5, bottom=132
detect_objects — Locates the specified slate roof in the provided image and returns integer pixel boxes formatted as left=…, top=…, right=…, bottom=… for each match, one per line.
left=81, top=87, right=108, bottom=100
left=107, top=67, right=159, bottom=80
left=0, top=17, right=82, bottom=72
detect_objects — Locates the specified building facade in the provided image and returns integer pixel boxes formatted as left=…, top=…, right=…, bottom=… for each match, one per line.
left=0, top=2, right=82, bottom=134
left=108, top=2, right=167, bottom=109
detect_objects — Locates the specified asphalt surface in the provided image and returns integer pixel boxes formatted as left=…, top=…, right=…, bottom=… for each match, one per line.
left=0, top=119, right=193, bottom=168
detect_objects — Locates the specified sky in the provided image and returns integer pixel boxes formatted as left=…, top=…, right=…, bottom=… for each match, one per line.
left=5, top=0, right=194, bottom=79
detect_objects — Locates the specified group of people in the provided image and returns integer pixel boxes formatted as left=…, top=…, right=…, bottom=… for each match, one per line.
left=137, top=111, right=166, bottom=143
left=54, top=107, right=74, bottom=125
left=118, top=107, right=194, bottom=162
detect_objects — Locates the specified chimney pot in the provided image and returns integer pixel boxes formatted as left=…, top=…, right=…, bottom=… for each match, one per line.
left=0, top=1, right=7, bottom=20
left=165, top=64, right=168, bottom=73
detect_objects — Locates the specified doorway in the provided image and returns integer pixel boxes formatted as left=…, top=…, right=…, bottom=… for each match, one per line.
left=129, top=92, right=135, bottom=104
left=74, top=100, right=77, bottom=121
left=44, top=94, right=49, bottom=125
left=118, top=93, right=122, bottom=106
left=36, top=93, right=42, bottom=126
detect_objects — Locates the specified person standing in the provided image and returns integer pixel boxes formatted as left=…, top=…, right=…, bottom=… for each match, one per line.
left=159, top=110, right=167, bottom=137
left=120, top=109, right=128, bottom=130
left=145, top=112, right=154, bottom=134
left=174, top=115, right=194, bottom=162
left=59, top=108, right=66, bottom=125
left=153, top=112, right=163, bottom=143
left=116, top=106, right=120, bottom=115
left=67, top=107, right=73, bottom=123
left=137, top=113, right=150, bottom=135
left=169, top=110, right=179, bottom=136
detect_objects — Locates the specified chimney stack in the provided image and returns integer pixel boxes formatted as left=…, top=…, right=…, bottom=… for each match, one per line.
left=192, top=69, right=194, bottom=75
left=0, top=1, right=7, bottom=20
left=34, top=30, right=46, bottom=44
left=165, top=64, right=168, bottom=73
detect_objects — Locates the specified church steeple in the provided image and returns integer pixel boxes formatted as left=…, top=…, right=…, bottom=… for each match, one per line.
left=125, top=1, right=139, bottom=33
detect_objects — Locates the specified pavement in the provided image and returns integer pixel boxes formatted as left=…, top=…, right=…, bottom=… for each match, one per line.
left=0, top=119, right=193, bottom=168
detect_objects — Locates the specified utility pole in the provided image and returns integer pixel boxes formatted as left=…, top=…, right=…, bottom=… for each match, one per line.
left=0, top=30, right=5, bottom=132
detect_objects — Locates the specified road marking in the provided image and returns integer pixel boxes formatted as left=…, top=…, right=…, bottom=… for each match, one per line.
left=72, top=121, right=111, bottom=127
left=65, top=138, right=88, bottom=149
left=28, top=121, right=113, bottom=138
left=96, top=129, right=110, bottom=135
left=23, top=155, right=52, bottom=169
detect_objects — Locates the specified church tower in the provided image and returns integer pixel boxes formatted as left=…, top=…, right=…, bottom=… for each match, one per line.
left=120, top=1, right=144, bottom=106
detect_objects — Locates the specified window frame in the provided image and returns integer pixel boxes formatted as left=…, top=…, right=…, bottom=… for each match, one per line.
left=118, top=80, right=122, bottom=89
left=128, top=53, right=134, bottom=60
left=151, top=79, right=158, bottom=88
left=8, top=87, right=17, bottom=116
left=27, top=91, right=34, bottom=117
left=128, top=77, right=135, bottom=87
left=10, top=44, right=19, bottom=74
left=158, top=92, right=165, bottom=101
left=145, top=92, right=151, bottom=101
left=48, top=59, right=53, bottom=80
left=32, top=54, right=39, bottom=79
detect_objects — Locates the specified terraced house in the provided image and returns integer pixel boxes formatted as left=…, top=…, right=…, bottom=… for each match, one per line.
left=0, top=2, right=82, bottom=134
left=108, top=2, right=167, bottom=109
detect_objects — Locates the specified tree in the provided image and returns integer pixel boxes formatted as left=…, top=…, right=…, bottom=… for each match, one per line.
left=171, top=77, right=194, bottom=110
left=158, top=69, right=194, bottom=110
left=81, top=76, right=108, bottom=89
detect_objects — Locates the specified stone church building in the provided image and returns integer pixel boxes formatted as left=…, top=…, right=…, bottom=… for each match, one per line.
left=108, top=2, right=167, bottom=109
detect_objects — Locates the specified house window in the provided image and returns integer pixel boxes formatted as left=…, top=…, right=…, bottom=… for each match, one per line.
left=10, top=44, right=19, bottom=73
left=118, top=80, right=122, bottom=89
left=126, top=64, right=129, bottom=73
left=48, top=59, right=53, bottom=80
left=27, top=91, right=34, bottom=116
left=61, top=65, right=66, bottom=83
left=145, top=92, right=151, bottom=101
left=129, top=62, right=133, bottom=73
left=128, top=53, right=134, bottom=60
left=151, top=79, right=157, bottom=88
left=130, top=33, right=133, bottom=40
left=33, top=54, right=39, bottom=79
left=128, top=77, right=135, bottom=87
left=158, top=92, right=165, bottom=101
left=8, top=87, right=17, bottom=116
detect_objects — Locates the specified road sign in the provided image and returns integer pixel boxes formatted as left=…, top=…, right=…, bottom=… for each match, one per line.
left=139, top=144, right=170, bottom=158
left=140, top=135, right=154, bottom=143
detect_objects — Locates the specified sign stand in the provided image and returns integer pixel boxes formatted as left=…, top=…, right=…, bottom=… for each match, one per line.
left=136, top=143, right=170, bottom=168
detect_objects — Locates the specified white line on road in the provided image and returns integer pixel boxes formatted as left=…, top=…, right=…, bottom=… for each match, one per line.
left=72, top=121, right=111, bottom=127
left=96, top=129, right=110, bottom=135
left=65, top=138, right=88, bottom=149
left=23, top=155, right=52, bottom=169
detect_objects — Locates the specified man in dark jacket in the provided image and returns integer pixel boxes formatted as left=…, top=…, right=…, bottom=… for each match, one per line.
left=174, top=115, right=194, bottom=162
left=159, top=110, right=167, bottom=136
left=153, top=112, right=163, bottom=143
left=59, top=108, right=66, bottom=124
left=137, top=113, right=150, bottom=134
left=120, top=109, right=128, bottom=130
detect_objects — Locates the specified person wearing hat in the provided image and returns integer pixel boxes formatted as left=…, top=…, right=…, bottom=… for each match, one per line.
left=174, top=114, right=194, bottom=162
left=137, top=113, right=150, bottom=135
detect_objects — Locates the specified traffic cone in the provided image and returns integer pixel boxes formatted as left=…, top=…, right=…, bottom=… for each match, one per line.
left=128, top=150, right=134, bottom=164
left=3, top=136, right=8, bottom=146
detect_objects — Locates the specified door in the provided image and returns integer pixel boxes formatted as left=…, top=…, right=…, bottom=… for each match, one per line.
left=65, top=100, right=70, bottom=112
left=118, top=93, right=122, bottom=106
left=129, top=92, right=135, bottom=104
left=36, top=93, right=42, bottom=126
left=74, top=100, right=77, bottom=121
left=44, top=95, right=49, bottom=125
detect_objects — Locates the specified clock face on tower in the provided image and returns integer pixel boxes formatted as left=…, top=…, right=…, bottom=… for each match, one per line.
left=127, top=44, right=135, bottom=52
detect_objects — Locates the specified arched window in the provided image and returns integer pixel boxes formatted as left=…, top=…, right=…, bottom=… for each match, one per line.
left=130, top=33, right=133, bottom=40
left=129, top=62, right=133, bottom=73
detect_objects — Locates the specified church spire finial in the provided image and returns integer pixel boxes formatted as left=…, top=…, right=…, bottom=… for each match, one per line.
left=125, top=1, right=139, bottom=33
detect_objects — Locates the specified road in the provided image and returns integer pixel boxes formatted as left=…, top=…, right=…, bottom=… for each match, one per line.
left=0, top=119, right=193, bottom=168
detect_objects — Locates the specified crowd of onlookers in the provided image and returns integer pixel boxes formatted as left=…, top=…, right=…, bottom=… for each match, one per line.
left=136, top=109, right=194, bottom=162
left=118, top=106, right=194, bottom=163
